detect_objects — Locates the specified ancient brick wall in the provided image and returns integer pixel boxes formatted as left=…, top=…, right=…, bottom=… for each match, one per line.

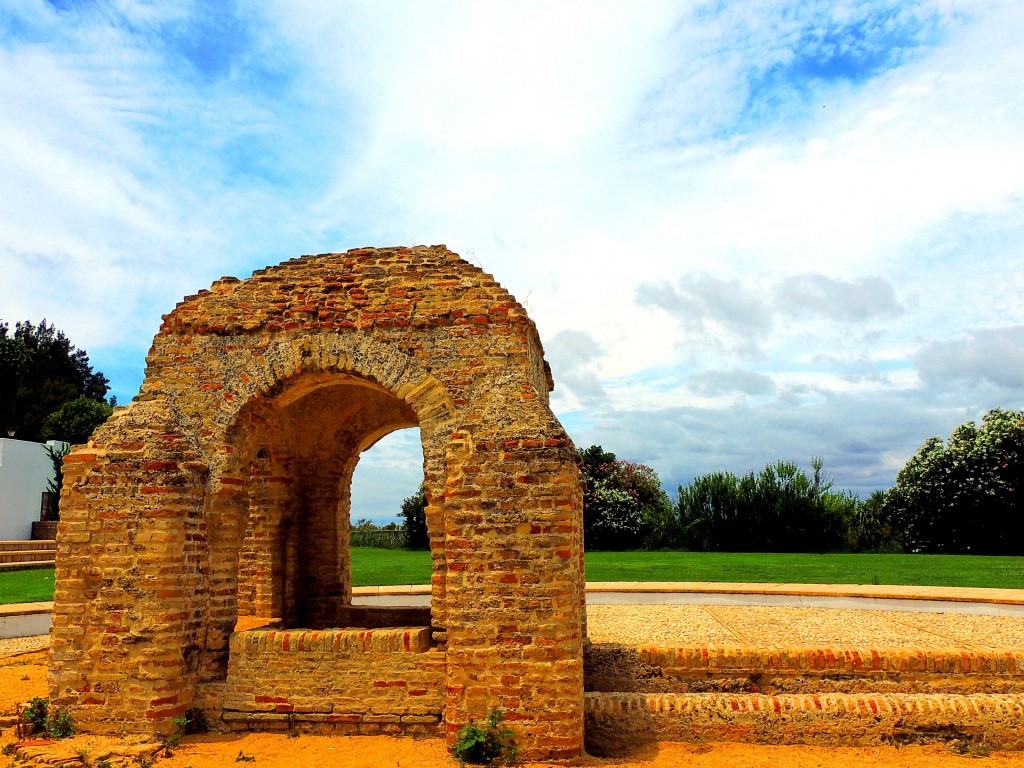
left=211, top=627, right=446, bottom=736
left=49, top=246, right=585, bottom=759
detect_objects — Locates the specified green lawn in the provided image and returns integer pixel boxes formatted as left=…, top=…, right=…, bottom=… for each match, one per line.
left=583, top=551, right=1024, bottom=589
left=2, top=550, right=1021, bottom=605
left=0, top=567, right=56, bottom=605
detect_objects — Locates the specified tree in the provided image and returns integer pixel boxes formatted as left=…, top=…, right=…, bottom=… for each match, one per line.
left=400, top=483, right=429, bottom=550
left=883, top=409, right=1024, bottom=555
left=579, top=445, right=674, bottom=550
left=0, top=320, right=109, bottom=441
left=41, top=395, right=113, bottom=445
left=677, top=458, right=847, bottom=553
left=45, top=442, right=72, bottom=520
left=843, top=490, right=901, bottom=553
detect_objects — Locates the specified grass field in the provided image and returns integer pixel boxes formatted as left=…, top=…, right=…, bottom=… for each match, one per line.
left=0, top=567, right=55, bottom=605
left=2, top=550, right=1022, bottom=605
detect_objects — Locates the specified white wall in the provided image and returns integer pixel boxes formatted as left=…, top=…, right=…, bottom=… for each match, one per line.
left=0, top=438, right=62, bottom=540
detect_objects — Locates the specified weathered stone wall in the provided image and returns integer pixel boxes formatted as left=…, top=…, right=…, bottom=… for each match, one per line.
left=213, top=627, right=446, bottom=736
left=49, top=246, right=585, bottom=759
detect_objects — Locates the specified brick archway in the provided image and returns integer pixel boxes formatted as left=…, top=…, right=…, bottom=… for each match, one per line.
left=48, top=246, right=585, bottom=760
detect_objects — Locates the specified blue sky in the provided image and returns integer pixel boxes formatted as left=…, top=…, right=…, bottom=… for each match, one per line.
left=2, top=1, right=1023, bottom=522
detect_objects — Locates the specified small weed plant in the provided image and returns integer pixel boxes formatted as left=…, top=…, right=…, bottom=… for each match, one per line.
left=23, top=697, right=49, bottom=733
left=166, top=708, right=208, bottom=750
left=451, top=707, right=518, bottom=766
left=20, top=698, right=75, bottom=739
left=235, top=750, right=256, bottom=762
left=45, top=708, right=76, bottom=739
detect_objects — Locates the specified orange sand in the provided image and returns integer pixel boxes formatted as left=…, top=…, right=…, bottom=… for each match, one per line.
left=2, top=652, right=1020, bottom=768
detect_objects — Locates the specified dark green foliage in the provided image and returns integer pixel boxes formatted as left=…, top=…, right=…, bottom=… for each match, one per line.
left=45, top=708, right=75, bottom=739
left=172, top=708, right=208, bottom=736
left=451, top=708, right=518, bottom=765
left=23, top=697, right=49, bottom=732
left=0, top=320, right=109, bottom=441
left=676, top=459, right=847, bottom=553
left=844, top=490, right=901, bottom=553
left=44, top=442, right=71, bottom=520
left=20, top=697, right=74, bottom=739
left=884, top=408, right=1024, bottom=555
left=166, top=708, right=208, bottom=751
left=41, top=394, right=113, bottom=444
left=400, top=483, right=429, bottom=550
left=580, top=445, right=675, bottom=550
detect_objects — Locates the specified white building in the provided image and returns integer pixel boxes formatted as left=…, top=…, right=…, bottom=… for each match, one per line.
left=0, top=438, right=64, bottom=540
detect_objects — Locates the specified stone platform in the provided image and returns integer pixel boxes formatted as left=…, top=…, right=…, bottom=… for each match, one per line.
left=583, top=603, right=1024, bottom=754
left=7, top=590, right=1024, bottom=754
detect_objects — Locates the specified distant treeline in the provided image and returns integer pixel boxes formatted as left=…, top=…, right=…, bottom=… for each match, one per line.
left=581, top=408, right=1023, bottom=556
left=393, top=408, right=1023, bottom=556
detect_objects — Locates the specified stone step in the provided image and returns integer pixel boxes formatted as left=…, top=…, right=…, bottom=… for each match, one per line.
left=0, top=550, right=56, bottom=564
left=585, top=642, right=1024, bottom=696
left=0, top=561, right=55, bottom=573
left=0, top=541, right=56, bottom=553
left=584, top=691, right=1024, bottom=754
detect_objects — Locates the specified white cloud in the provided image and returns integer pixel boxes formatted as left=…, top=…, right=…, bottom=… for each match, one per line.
left=1, top=0, right=1022, bottom=515
left=915, top=326, right=1024, bottom=391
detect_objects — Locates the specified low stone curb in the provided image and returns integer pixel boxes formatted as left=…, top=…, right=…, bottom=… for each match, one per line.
left=7, top=739, right=163, bottom=768
left=584, top=691, right=1024, bottom=752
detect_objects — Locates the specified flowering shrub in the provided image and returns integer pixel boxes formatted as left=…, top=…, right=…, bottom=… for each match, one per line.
left=580, top=446, right=675, bottom=550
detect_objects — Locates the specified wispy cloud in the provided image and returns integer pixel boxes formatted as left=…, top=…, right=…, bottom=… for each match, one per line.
left=1, top=1, right=1022, bottom=518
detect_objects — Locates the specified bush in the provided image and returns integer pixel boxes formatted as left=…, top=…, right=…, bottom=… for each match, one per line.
left=20, top=697, right=74, bottom=739
left=677, top=458, right=847, bottom=553
left=580, top=445, right=675, bottom=550
left=41, top=395, right=113, bottom=444
left=451, top=708, right=518, bottom=765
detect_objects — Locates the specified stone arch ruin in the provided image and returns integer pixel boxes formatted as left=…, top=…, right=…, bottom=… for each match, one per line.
left=49, top=246, right=586, bottom=759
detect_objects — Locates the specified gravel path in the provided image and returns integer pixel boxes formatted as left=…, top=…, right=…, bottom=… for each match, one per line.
left=585, top=604, right=1024, bottom=650
left=3, top=604, right=1021, bottom=661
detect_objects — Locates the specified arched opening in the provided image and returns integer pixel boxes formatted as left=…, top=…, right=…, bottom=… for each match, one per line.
left=348, top=425, right=426, bottom=562
left=201, top=371, right=437, bottom=681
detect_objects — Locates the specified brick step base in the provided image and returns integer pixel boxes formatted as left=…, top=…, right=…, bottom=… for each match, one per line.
left=0, top=551, right=56, bottom=564
left=0, top=560, right=55, bottom=572
left=586, top=642, right=1024, bottom=696
left=0, top=540, right=56, bottom=552
left=584, top=691, right=1024, bottom=754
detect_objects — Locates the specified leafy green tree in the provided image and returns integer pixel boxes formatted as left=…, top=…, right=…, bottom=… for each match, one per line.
left=579, top=445, right=674, bottom=550
left=41, top=395, right=113, bottom=445
left=843, top=490, right=901, bottom=553
left=883, top=409, right=1024, bottom=554
left=400, top=483, right=429, bottom=550
left=0, top=320, right=109, bottom=441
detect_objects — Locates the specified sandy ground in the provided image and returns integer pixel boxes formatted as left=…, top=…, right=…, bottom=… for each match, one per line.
left=2, top=651, right=1022, bottom=768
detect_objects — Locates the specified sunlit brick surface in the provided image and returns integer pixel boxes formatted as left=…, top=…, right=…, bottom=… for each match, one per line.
left=48, top=246, right=585, bottom=760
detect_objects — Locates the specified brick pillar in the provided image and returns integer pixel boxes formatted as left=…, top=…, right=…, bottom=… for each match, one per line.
left=49, top=401, right=208, bottom=735
left=442, top=432, right=585, bottom=760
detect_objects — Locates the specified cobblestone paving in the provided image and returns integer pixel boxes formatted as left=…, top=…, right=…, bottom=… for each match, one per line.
left=0, top=635, right=48, bottom=659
